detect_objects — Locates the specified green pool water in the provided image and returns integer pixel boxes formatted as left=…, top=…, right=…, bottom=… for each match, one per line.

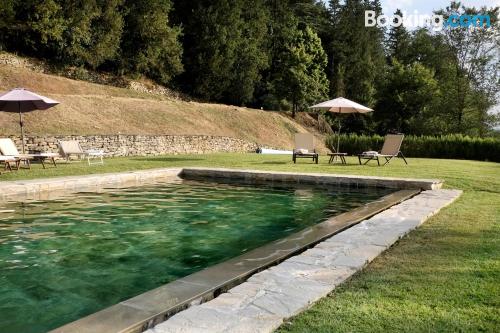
left=0, top=178, right=393, bottom=332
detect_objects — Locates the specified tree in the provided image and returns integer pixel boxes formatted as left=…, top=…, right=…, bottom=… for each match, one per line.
left=327, top=0, right=386, bottom=106
left=0, top=0, right=124, bottom=68
left=61, top=0, right=124, bottom=68
left=435, top=2, right=500, bottom=133
left=386, top=9, right=411, bottom=63
left=173, top=0, right=269, bottom=104
left=8, top=0, right=66, bottom=58
left=220, top=0, right=270, bottom=105
left=273, top=25, right=329, bottom=117
left=375, top=60, right=439, bottom=134
left=120, top=0, right=183, bottom=84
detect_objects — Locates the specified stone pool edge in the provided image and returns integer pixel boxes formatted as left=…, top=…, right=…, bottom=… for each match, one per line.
left=50, top=189, right=419, bottom=333
left=147, top=189, right=462, bottom=333
left=0, top=168, right=183, bottom=202
left=0, top=167, right=442, bottom=202
left=180, top=168, right=443, bottom=190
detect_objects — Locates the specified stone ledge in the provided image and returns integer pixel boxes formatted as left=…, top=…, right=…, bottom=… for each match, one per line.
left=181, top=168, right=443, bottom=190
left=147, top=189, right=462, bottom=333
left=0, top=168, right=443, bottom=202
left=0, top=168, right=182, bottom=202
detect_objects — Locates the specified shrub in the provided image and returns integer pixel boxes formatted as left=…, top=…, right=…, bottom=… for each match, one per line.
left=325, top=134, right=500, bottom=162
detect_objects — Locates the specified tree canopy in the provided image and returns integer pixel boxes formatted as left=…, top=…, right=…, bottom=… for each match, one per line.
left=0, top=0, right=498, bottom=136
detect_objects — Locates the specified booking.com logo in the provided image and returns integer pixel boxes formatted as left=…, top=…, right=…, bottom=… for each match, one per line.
left=365, top=10, right=491, bottom=31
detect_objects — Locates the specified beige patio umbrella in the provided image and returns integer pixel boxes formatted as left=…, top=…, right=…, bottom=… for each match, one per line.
left=0, top=88, right=59, bottom=153
left=310, top=97, right=373, bottom=153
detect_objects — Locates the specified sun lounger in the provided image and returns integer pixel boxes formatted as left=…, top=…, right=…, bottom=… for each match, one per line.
left=58, top=140, right=105, bottom=165
left=0, top=138, right=59, bottom=169
left=0, top=155, right=19, bottom=173
left=358, top=134, right=408, bottom=166
left=293, top=133, right=318, bottom=164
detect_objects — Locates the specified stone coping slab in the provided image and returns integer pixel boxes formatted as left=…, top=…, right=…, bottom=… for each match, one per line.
left=0, top=167, right=443, bottom=203
left=180, top=168, right=443, bottom=190
left=0, top=168, right=182, bottom=202
left=50, top=189, right=418, bottom=333
left=147, top=189, right=462, bottom=333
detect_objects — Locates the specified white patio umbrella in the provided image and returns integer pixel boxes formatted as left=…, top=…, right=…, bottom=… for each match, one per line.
left=310, top=97, right=373, bottom=153
left=0, top=88, right=59, bottom=153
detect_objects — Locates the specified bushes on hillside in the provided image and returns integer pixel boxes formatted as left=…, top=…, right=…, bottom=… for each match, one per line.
left=325, top=134, right=500, bottom=162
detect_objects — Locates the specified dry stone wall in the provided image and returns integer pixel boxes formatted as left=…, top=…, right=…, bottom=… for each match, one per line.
left=7, top=135, right=259, bottom=156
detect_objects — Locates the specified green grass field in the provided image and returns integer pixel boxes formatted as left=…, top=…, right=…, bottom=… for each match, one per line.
left=1, top=154, right=499, bottom=332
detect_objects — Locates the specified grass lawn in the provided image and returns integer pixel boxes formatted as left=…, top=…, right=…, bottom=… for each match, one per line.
left=1, top=154, right=499, bottom=332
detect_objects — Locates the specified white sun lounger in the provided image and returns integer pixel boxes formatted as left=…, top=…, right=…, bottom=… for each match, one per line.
left=0, top=138, right=59, bottom=169
left=58, top=140, right=106, bottom=165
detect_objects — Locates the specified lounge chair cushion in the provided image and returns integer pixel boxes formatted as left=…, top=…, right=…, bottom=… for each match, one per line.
left=0, top=138, right=20, bottom=156
left=296, top=148, right=310, bottom=154
left=361, top=150, right=379, bottom=156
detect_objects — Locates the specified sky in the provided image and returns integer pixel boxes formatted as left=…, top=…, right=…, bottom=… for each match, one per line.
left=381, top=0, right=500, bottom=15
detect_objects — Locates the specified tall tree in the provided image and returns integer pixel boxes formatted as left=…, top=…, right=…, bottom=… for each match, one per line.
left=435, top=2, right=500, bottom=134
left=375, top=60, right=439, bottom=134
left=61, top=0, right=124, bottom=68
left=173, top=0, right=268, bottom=104
left=0, top=0, right=124, bottom=68
left=120, top=0, right=183, bottom=85
left=386, top=9, right=411, bottom=63
left=4, top=0, right=66, bottom=58
left=221, top=0, right=270, bottom=105
left=0, top=0, right=16, bottom=44
left=273, top=25, right=329, bottom=117
left=327, top=0, right=386, bottom=106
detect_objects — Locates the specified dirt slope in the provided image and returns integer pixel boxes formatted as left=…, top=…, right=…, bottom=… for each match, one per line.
left=0, top=58, right=325, bottom=151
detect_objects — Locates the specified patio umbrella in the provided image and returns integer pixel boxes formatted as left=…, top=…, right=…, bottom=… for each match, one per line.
left=310, top=97, right=373, bottom=153
left=0, top=88, right=59, bottom=153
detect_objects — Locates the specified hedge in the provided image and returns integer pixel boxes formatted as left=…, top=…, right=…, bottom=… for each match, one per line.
left=325, top=134, right=500, bottom=162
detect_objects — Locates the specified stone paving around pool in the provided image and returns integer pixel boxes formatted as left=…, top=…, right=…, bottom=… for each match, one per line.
left=146, top=189, right=462, bottom=333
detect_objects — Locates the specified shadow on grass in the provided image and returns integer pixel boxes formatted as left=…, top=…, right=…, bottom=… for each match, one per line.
left=255, top=161, right=291, bottom=165
left=133, top=157, right=205, bottom=162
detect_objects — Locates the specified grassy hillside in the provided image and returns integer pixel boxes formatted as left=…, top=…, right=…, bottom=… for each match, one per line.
left=0, top=54, right=324, bottom=150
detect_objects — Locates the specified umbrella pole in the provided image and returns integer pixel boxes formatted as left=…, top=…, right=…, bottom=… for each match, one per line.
left=19, top=102, right=25, bottom=154
left=337, top=118, right=341, bottom=154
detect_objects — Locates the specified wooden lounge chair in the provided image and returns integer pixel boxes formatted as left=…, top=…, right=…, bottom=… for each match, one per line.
left=358, top=134, right=408, bottom=166
left=58, top=140, right=105, bottom=165
left=0, top=155, right=19, bottom=173
left=293, top=133, right=318, bottom=164
left=0, top=138, right=59, bottom=169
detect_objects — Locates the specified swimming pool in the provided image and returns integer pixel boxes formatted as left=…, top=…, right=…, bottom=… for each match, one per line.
left=0, top=178, right=393, bottom=333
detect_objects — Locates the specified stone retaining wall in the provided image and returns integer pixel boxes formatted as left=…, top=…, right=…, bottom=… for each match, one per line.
left=6, top=135, right=259, bottom=156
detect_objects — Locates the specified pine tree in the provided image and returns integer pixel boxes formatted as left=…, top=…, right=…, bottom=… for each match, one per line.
left=328, top=0, right=385, bottom=106
left=120, top=0, right=183, bottom=84
left=225, top=0, right=270, bottom=105
left=173, top=0, right=269, bottom=104
left=273, top=25, right=329, bottom=117
left=61, top=0, right=124, bottom=68
left=386, top=9, right=411, bottom=63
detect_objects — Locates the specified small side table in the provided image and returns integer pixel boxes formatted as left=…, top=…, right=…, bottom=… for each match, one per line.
left=328, top=153, right=347, bottom=164
left=86, top=150, right=105, bottom=165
